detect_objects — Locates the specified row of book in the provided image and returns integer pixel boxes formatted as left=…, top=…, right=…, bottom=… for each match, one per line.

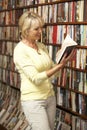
left=39, top=1, right=84, bottom=23
left=0, top=83, right=31, bottom=130
left=0, top=9, right=23, bottom=25
left=0, top=0, right=60, bottom=9
left=54, top=108, right=87, bottom=130
left=0, top=0, right=85, bottom=10
left=0, top=25, right=86, bottom=47
left=0, top=27, right=19, bottom=40
left=57, top=88, right=87, bottom=115
left=0, top=42, right=12, bottom=56
left=0, top=24, right=87, bottom=46
left=57, top=68, right=87, bottom=93
left=54, top=108, right=72, bottom=130
left=0, top=68, right=20, bottom=89
left=43, top=25, right=87, bottom=46
left=0, top=1, right=87, bottom=25
left=0, top=55, right=12, bottom=69
left=0, top=41, right=17, bottom=56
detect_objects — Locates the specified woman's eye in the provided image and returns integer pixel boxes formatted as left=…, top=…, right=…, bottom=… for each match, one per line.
left=35, top=28, right=39, bottom=30
left=34, top=27, right=43, bottom=31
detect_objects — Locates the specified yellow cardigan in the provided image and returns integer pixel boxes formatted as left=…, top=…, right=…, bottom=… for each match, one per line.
left=13, top=41, right=58, bottom=101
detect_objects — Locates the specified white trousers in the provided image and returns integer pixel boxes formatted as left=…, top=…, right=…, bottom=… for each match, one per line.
left=21, top=96, right=56, bottom=130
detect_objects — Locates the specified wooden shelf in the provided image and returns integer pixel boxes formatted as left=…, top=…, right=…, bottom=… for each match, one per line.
left=0, top=125, right=7, bottom=130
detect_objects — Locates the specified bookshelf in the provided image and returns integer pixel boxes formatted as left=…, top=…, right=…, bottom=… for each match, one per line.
left=0, top=0, right=87, bottom=130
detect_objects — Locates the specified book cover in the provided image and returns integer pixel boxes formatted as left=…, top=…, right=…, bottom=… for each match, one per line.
left=56, top=34, right=77, bottom=64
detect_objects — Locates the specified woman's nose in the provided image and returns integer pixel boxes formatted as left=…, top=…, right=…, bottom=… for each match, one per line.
left=38, top=28, right=43, bottom=33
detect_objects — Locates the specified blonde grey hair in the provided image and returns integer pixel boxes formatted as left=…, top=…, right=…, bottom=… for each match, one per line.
left=18, top=11, right=44, bottom=39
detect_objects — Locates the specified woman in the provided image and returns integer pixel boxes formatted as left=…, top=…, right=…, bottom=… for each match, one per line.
left=13, top=11, right=75, bottom=130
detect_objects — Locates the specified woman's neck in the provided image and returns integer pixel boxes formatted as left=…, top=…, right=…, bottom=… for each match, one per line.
left=22, top=38, right=38, bottom=51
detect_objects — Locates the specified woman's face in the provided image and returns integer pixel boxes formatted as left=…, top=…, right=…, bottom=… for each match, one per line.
left=27, top=23, right=43, bottom=41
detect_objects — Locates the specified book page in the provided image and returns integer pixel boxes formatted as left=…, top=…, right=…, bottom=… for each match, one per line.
left=56, top=34, right=77, bottom=63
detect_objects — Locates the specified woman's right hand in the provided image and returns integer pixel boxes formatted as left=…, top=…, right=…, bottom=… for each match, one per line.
left=60, top=49, right=76, bottom=65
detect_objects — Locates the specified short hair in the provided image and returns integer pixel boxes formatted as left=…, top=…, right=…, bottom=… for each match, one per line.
left=18, top=11, right=44, bottom=39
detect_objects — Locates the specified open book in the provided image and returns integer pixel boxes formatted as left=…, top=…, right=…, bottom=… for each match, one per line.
left=56, top=34, right=77, bottom=64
